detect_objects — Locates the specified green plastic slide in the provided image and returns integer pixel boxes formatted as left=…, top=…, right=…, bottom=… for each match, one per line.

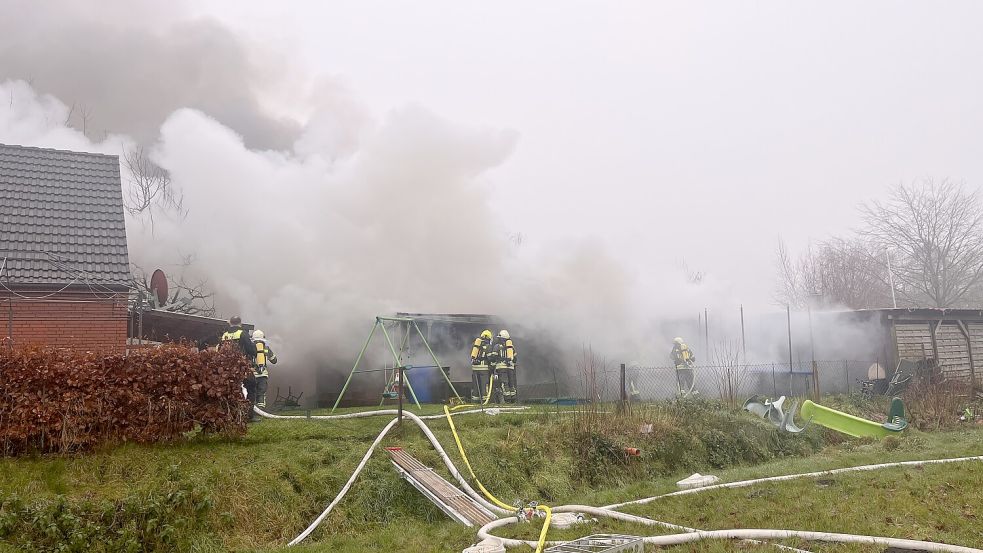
left=800, top=398, right=907, bottom=439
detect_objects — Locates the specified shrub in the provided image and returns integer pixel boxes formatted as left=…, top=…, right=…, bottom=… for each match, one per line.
left=903, top=375, right=973, bottom=431
left=0, top=344, right=251, bottom=455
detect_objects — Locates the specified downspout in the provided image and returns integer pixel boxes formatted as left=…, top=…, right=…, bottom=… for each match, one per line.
left=1, top=257, right=11, bottom=347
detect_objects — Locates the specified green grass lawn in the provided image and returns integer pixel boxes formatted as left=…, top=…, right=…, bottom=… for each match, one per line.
left=496, top=428, right=983, bottom=553
left=1, top=401, right=982, bottom=552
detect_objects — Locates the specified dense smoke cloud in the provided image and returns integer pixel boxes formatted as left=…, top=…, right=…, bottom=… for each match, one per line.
left=1, top=74, right=887, bottom=400
left=1, top=1, right=857, bottom=399
left=0, top=76, right=707, bottom=393
left=0, top=0, right=305, bottom=150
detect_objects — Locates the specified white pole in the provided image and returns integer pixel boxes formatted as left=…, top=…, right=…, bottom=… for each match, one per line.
left=886, top=249, right=898, bottom=308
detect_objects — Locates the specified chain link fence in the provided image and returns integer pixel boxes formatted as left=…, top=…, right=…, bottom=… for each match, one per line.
left=521, top=360, right=878, bottom=403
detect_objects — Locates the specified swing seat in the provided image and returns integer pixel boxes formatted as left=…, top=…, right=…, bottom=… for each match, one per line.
left=382, top=391, right=400, bottom=400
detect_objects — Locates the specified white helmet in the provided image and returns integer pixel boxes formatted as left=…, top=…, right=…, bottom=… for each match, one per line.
left=673, top=337, right=684, bottom=345
left=253, top=329, right=265, bottom=340
left=499, top=329, right=510, bottom=339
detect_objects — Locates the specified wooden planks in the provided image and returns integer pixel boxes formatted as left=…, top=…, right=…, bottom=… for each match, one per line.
left=970, top=323, right=983, bottom=388
left=895, top=323, right=933, bottom=362
left=894, top=320, right=983, bottom=384
left=937, top=323, right=972, bottom=380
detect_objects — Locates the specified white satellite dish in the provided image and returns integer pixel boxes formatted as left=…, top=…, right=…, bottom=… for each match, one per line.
left=867, top=363, right=886, bottom=380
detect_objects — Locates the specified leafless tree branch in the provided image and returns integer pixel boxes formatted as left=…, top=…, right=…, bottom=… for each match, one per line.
left=775, top=236, right=894, bottom=309
left=858, top=179, right=983, bottom=307
left=122, top=145, right=186, bottom=233
left=131, top=262, right=216, bottom=317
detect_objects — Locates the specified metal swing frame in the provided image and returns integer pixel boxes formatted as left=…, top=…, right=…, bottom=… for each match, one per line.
left=331, top=316, right=463, bottom=413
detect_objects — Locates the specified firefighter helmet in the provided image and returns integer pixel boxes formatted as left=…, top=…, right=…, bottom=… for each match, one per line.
left=253, top=329, right=265, bottom=340
left=673, top=337, right=684, bottom=345
left=498, top=330, right=510, bottom=339
left=480, top=329, right=493, bottom=340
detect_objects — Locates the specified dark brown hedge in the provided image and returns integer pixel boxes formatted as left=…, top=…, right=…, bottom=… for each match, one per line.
left=0, top=343, right=252, bottom=456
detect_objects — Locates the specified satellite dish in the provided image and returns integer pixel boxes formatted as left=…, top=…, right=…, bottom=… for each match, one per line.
left=867, top=363, right=886, bottom=380
left=150, top=269, right=168, bottom=308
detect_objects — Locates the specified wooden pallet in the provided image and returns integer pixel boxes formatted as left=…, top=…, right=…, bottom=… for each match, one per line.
left=385, top=447, right=497, bottom=527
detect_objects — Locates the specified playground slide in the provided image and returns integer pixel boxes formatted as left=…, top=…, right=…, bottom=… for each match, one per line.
left=800, top=400, right=905, bottom=439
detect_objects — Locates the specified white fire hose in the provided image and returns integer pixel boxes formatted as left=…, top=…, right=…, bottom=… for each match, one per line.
left=603, top=455, right=983, bottom=509
left=255, top=406, right=983, bottom=552
left=478, top=458, right=983, bottom=552
left=476, top=513, right=983, bottom=553
left=253, top=406, right=517, bottom=546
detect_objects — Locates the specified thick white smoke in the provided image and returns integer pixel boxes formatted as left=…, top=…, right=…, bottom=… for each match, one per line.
left=9, top=0, right=875, bottom=401
left=2, top=76, right=888, bottom=403
left=0, top=77, right=701, bottom=391
left=147, top=103, right=520, bottom=385
left=0, top=0, right=305, bottom=150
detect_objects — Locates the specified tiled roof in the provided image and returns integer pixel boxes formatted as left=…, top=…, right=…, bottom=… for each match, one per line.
left=0, top=143, right=131, bottom=287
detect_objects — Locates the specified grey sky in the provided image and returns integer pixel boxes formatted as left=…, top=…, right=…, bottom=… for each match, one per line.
left=3, top=0, right=983, bottom=384
left=192, top=0, right=983, bottom=303
left=3, top=0, right=983, bottom=327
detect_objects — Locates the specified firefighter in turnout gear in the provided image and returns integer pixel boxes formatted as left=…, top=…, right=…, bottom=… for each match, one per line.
left=469, top=330, right=493, bottom=403
left=670, top=337, right=697, bottom=397
left=220, top=316, right=258, bottom=419
left=251, top=330, right=278, bottom=410
left=494, top=330, right=517, bottom=403
left=486, top=335, right=504, bottom=403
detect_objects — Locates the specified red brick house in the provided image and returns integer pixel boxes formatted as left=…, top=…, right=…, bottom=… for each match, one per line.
left=0, top=144, right=131, bottom=351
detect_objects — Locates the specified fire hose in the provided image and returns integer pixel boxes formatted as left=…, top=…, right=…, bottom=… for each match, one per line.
left=477, top=456, right=983, bottom=552
left=442, top=405, right=552, bottom=553
left=253, top=406, right=518, bottom=545
left=256, top=406, right=983, bottom=552
left=476, top=513, right=983, bottom=553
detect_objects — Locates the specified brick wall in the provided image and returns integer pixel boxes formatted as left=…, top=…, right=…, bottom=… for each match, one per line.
left=0, top=289, right=128, bottom=352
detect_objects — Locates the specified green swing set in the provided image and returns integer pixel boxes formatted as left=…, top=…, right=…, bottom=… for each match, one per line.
left=331, top=316, right=463, bottom=413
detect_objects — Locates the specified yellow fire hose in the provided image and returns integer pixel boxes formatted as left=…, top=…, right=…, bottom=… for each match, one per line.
left=443, top=406, right=552, bottom=553
left=450, top=369, right=497, bottom=410
left=483, top=371, right=496, bottom=405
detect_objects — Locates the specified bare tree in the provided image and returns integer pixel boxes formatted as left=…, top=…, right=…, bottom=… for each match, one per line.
left=131, top=258, right=216, bottom=317
left=711, top=339, right=748, bottom=409
left=814, top=238, right=894, bottom=308
left=775, top=239, right=802, bottom=307
left=63, top=102, right=76, bottom=126
left=506, top=231, right=524, bottom=248
left=122, top=145, right=186, bottom=232
left=775, top=237, right=893, bottom=309
left=679, top=259, right=704, bottom=285
left=78, top=104, right=93, bottom=138
left=859, top=179, right=983, bottom=308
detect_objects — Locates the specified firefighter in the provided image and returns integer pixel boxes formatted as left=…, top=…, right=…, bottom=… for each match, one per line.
left=496, top=330, right=517, bottom=403
left=670, top=337, right=697, bottom=396
left=220, top=316, right=258, bottom=418
left=469, top=329, right=493, bottom=403
left=486, top=334, right=505, bottom=403
left=251, top=330, right=278, bottom=410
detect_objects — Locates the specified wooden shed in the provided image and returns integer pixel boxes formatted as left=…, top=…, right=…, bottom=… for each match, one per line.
left=869, top=308, right=983, bottom=388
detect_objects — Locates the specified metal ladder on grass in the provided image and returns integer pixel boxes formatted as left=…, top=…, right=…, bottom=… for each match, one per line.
left=385, top=447, right=497, bottom=527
